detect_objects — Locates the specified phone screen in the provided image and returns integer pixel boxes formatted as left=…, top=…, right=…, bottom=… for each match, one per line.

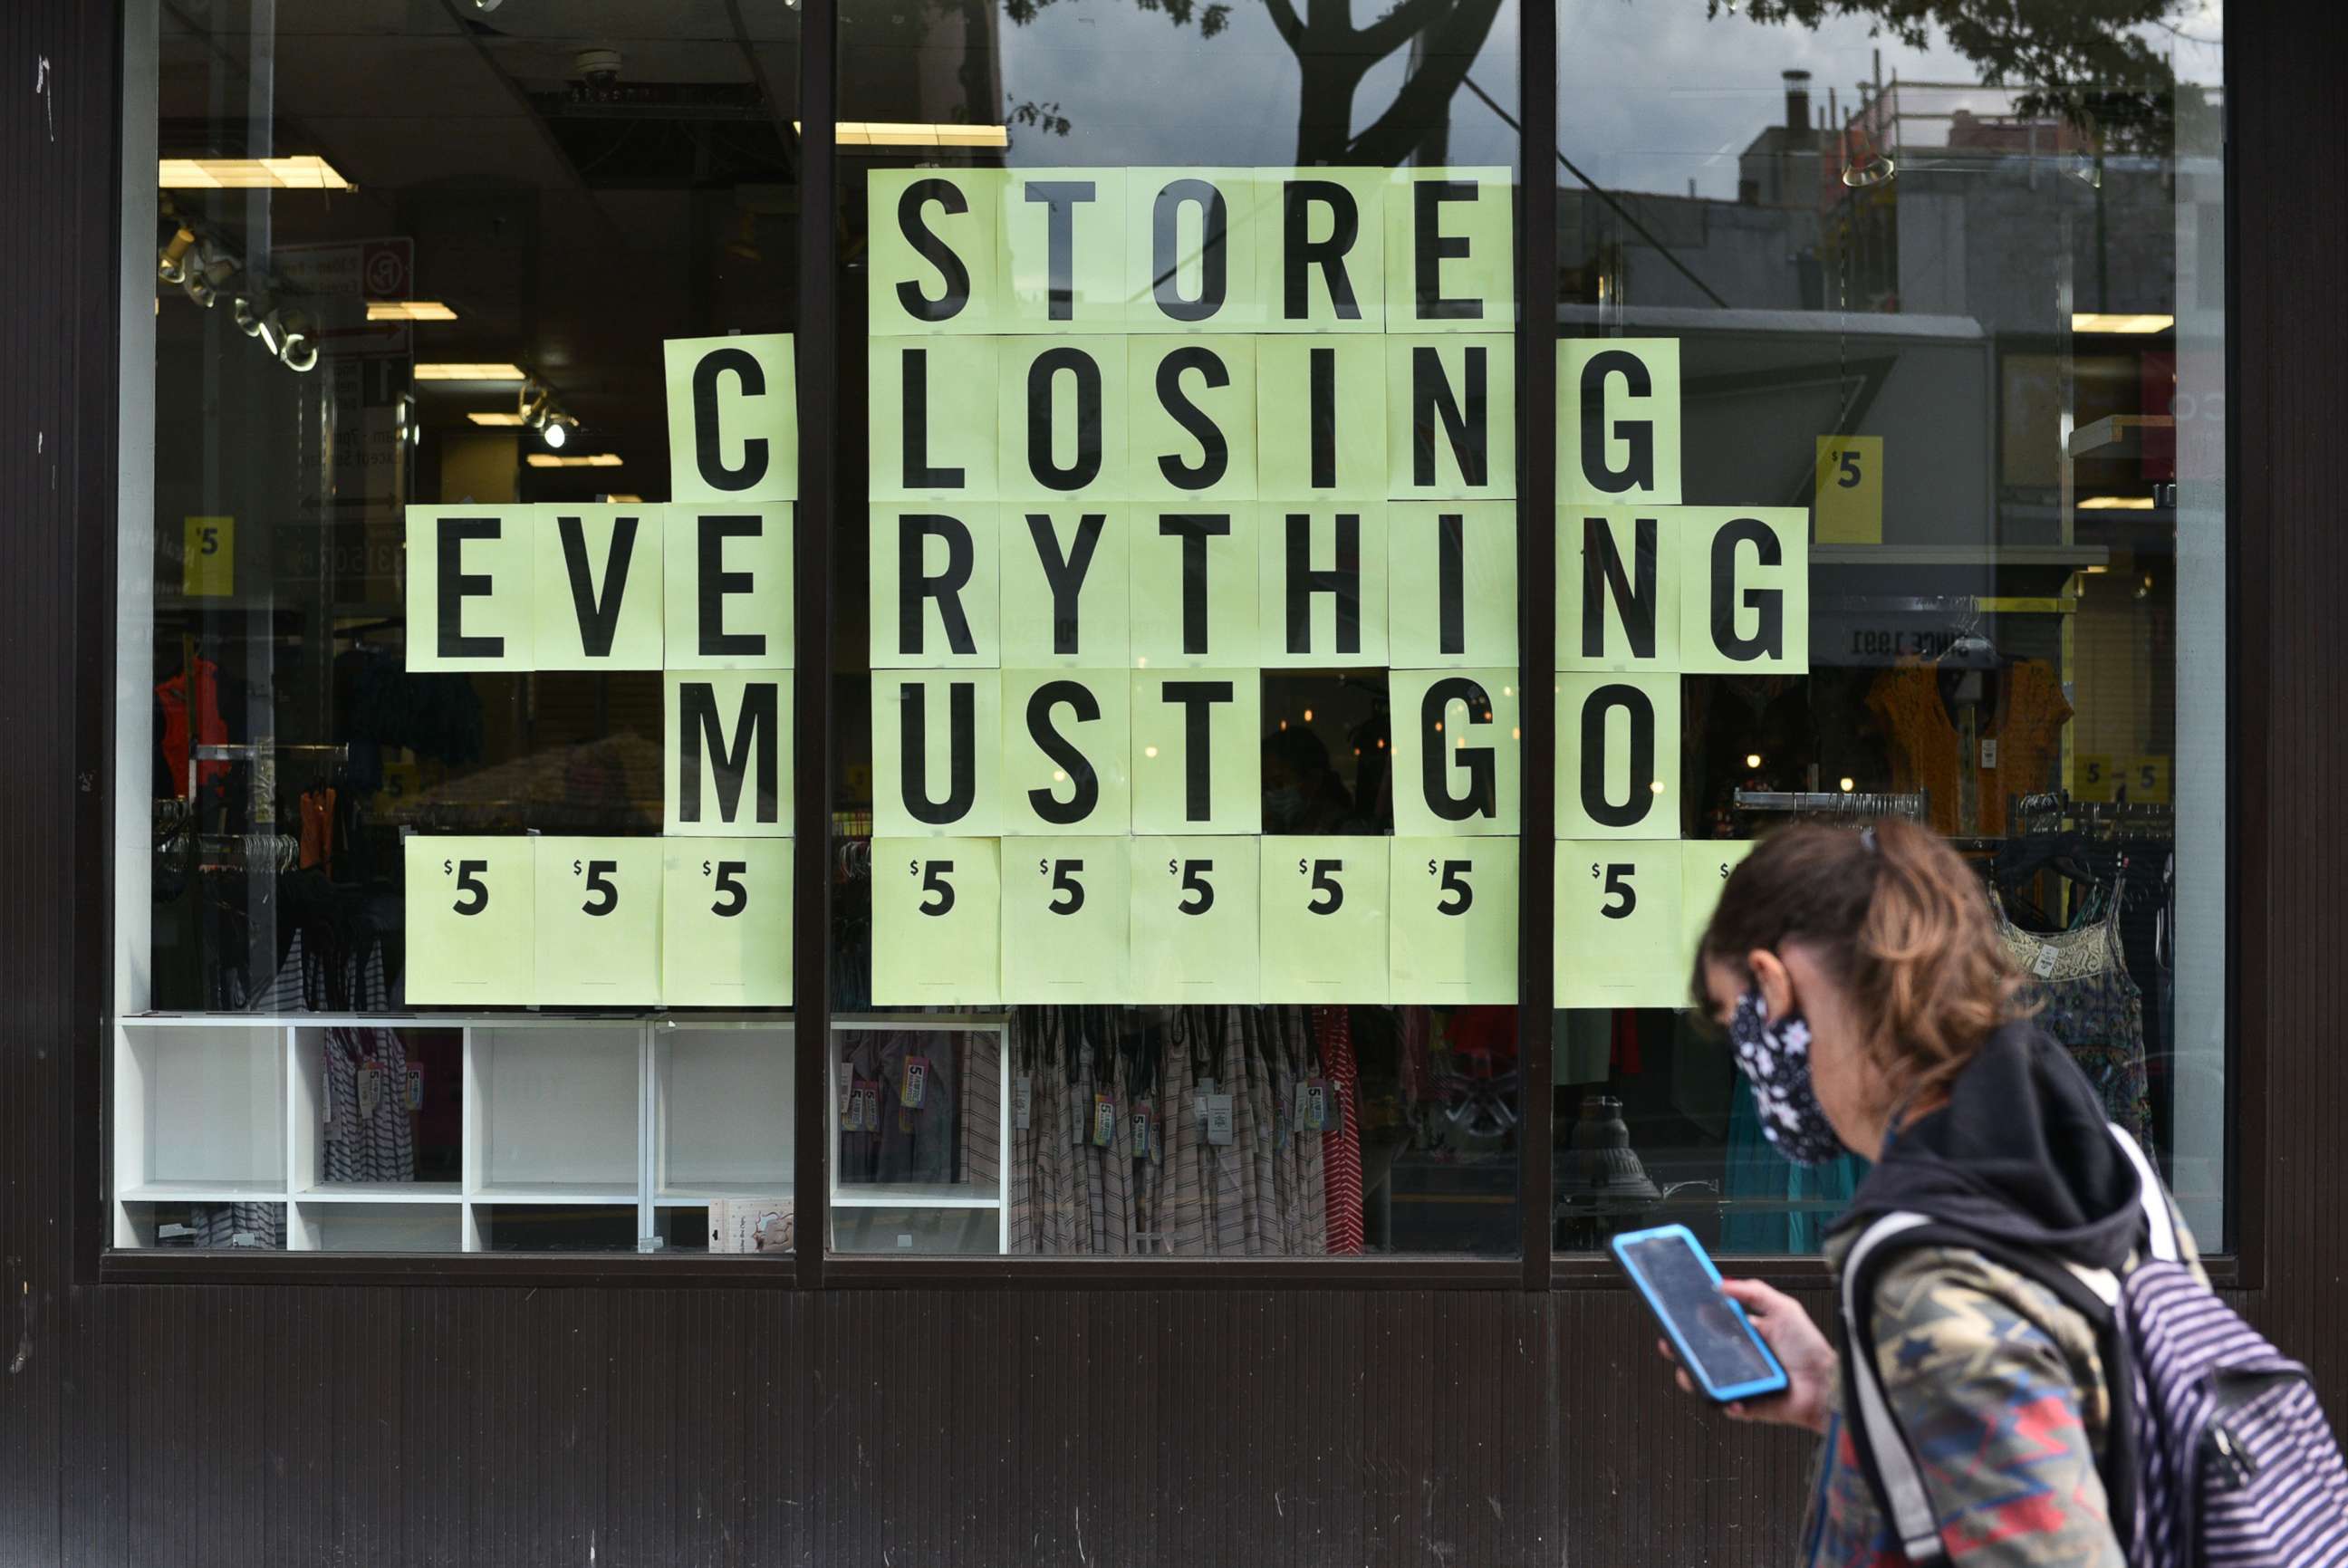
left=1621, top=1233, right=1777, bottom=1393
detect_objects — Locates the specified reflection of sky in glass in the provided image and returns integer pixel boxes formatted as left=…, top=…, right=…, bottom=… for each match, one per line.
left=993, top=0, right=2218, bottom=191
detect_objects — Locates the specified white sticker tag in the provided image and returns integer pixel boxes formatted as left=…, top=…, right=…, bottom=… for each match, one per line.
left=158, top=1223, right=194, bottom=1239
left=1980, top=737, right=1999, bottom=770
left=1014, top=1075, right=1034, bottom=1132
left=1203, top=1092, right=1235, bottom=1146
left=356, top=1066, right=381, bottom=1121
left=2033, top=942, right=2060, bottom=978
left=230, top=1230, right=261, bottom=1248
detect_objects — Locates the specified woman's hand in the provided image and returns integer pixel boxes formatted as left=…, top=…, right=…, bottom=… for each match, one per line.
left=1656, top=1278, right=1839, bottom=1434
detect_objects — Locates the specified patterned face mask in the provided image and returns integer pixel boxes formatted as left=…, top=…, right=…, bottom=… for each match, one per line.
left=1726, top=988, right=1848, bottom=1167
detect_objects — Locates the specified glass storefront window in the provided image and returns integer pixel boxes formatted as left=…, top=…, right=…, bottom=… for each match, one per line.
left=120, top=0, right=803, bottom=1254
left=1548, top=1, right=2227, bottom=1254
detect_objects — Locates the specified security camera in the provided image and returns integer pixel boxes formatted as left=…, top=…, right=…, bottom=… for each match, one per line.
left=575, top=48, right=622, bottom=88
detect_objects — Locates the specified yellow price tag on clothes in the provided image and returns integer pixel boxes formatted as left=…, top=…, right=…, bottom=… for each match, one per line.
left=1555, top=671, right=1681, bottom=840
left=867, top=168, right=1005, bottom=335
left=534, top=504, right=663, bottom=670
left=1386, top=334, right=1515, bottom=500
left=405, top=506, right=534, bottom=671
left=665, top=671, right=794, bottom=837
left=1130, top=669, right=1261, bottom=834
left=1002, top=505, right=1131, bottom=668
left=1256, top=335, right=1387, bottom=498
left=869, top=504, right=1000, bottom=669
left=1383, top=168, right=1514, bottom=332
left=1555, top=841, right=1687, bottom=1009
left=998, top=337, right=1130, bottom=502
left=1387, top=502, right=1516, bottom=669
left=1002, top=670, right=1131, bottom=836
left=1559, top=338, right=1681, bottom=505
left=1679, top=507, right=1809, bottom=675
left=182, top=515, right=234, bottom=598
left=1390, top=669, right=1520, bottom=837
left=1127, top=336, right=1257, bottom=502
left=663, top=504, right=793, bottom=670
left=1260, top=837, right=1390, bottom=1004
left=1000, top=168, right=1129, bottom=332
left=1556, top=505, right=1682, bottom=672
left=664, top=333, right=796, bottom=505
left=662, top=839, right=794, bottom=1006
left=1389, top=837, right=1519, bottom=1005
left=1258, top=506, right=1388, bottom=668
left=1001, top=838, right=1130, bottom=1003
left=871, top=672, right=1002, bottom=837
left=869, top=337, right=1000, bottom=501
left=1814, top=436, right=1883, bottom=544
left=1680, top=840, right=1756, bottom=977
left=1255, top=168, right=1388, bottom=332
left=534, top=837, right=662, bottom=1006
left=872, top=837, right=1003, bottom=1005
left=403, top=836, right=535, bottom=1005
left=1128, top=505, right=1259, bottom=668
left=1126, top=836, right=1259, bottom=1002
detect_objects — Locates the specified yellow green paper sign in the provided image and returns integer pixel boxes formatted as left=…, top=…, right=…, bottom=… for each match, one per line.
left=1558, top=338, right=1681, bottom=506
left=665, top=671, right=794, bottom=838
left=1259, top=836, right=1391, bottom=1004
left=1125, top=836, right=1260, bottom=1002
left=1388, top=836, right=1519, bottom=1005
left=664, top=332, right=796, bottom=505
left=664, top=504, right=794, bottom=670
left=1554, top=840, right=1687, bottom=1009
left=869, top=504, right=1001, bottom=669
left=873, top=837, right=1004, bottom=1005
left=662, top=839, right=794, bottom=1006
left=535, top=837, right=663, bottom=1006
left=403, top=835, right=535, bottom=1004
left=405, top=506, right=533, bottom=673
left=535, top=505, right=664, bottom=671
left=1554, top=670, right=1681, bottom=841
left=1001, top=506, right=1131, bottom=668
left=1129, top=669, right=1261, bottom=834
left=872, top=671, right=1003, bottom=837
left=1389, top=668, right=1520, bottom=837
left=1388, top=501, right=1516, bottom=669
left=1001, top=836, right=1131, bottom=1003
left=999, top=669, right=1131, bottom=836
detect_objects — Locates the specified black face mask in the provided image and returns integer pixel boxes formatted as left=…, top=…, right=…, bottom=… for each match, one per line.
left=1726, top=988, right=1847, bottom=1167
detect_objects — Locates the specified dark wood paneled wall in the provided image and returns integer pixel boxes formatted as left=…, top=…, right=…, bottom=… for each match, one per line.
left=2, top=3, right=2340, bottom=1564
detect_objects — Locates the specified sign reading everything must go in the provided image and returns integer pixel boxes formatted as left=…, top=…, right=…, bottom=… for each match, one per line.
left=399, top=166, right=1807, bottom=1011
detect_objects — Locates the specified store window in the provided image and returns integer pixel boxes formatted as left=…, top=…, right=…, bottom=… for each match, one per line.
left=121, top=1, right=804, bottom=1255
left=1547, top=1, right=2228, bottom=1254
left=830, top=0, right=1528, bottom=1253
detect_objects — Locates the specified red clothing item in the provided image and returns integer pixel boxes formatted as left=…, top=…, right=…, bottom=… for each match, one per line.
left=159, top=658, right=228, bottom=798
left=1316, top=1006, right=1364, bottom=1255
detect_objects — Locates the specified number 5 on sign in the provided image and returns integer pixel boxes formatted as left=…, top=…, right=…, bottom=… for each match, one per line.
left=1002, top=837, right=1130, bottom=1003
left=1126, top=837, right=1258, bottom=1003
left=1555, top=842, right=1685, bottom=1009
left=1389, top=837, right=1517, bottom=1005
left=663, top=839, right=793, bottom=1006
left=403, top=836, right=534, bottom=1004
left=873, top=838, right=1002, bottom=1005
left=1814, top=436, right=1882, bottom=545
left=1261, top=837, right=1389, bottom=1004
left=536, top=838, right=662, bottom=1005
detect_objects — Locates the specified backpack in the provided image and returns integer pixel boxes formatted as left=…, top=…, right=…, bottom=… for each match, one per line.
left=1838, top=1126, right=2348, bottom=1567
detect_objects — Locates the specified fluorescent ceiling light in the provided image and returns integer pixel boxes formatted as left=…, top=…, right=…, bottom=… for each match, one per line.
left=605, top=494, right=644, bottom=504
left=467, top=411, right=527, bottom=426
left=2072, top=313, right=2174, bottom=334
left=159, top=155, right=355, bottom=191
left=794, top=120, right=1009, bottom=148
left=2078, top=495, right=2157, bottom=510
left=366, top=301, right=458, bottom=322
left=525, top=453, right=622, bottom=468
left=416, top=362, right=527, bottom=381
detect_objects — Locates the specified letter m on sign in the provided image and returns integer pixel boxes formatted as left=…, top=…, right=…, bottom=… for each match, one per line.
left=666, top=672, right=792, bottom=837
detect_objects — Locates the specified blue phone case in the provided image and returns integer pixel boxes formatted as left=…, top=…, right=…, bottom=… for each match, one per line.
left=1611, top=1223, right=1790, bottom=1404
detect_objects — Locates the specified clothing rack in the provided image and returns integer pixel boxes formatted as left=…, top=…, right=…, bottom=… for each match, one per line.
left=2010, top=790, right=2174, bottom=839
left=188, top=740, right=350, bottom=809
left=1733, top=788, right=1929, bottom=822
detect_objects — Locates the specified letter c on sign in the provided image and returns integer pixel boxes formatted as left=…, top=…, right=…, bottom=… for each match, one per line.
left=691, top=347, right=771, bottom=495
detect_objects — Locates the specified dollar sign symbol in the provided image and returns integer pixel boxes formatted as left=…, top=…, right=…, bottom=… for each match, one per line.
left=1168, top=858, right=1179, bottom=876
left=442, top=859, right=452, bottom=876
left=1720, top=862, right=1731, bottom=880
left=1428, top=859, right=1439, bottom=876
left=1591, top=862, right=1602, bottom=879
left=1038, top=858, right=1048, bottom=875
left=1298, top=858, right=1308, bottom=875
left=909, top=860, right=920, bottom=877
left=573, top=859, right=583, bottom=876
left=702, top=860, right=713, bottom=877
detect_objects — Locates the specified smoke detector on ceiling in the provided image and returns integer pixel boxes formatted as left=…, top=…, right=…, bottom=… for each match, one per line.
left=574, top=48, right=623, bottom=87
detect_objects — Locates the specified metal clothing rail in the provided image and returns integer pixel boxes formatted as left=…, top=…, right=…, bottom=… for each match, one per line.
left=1733, top=789, right=1929, bottom=821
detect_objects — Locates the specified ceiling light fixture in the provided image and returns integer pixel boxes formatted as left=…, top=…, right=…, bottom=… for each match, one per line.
left=467, top=411, right=527, bottom=427
left=542, top=419, right=570, bottom=450
left=366, top=300, right=458, bottom=322
left=2079, top=495, right=2158, bottom=511
left=416, top=362, right=527, bottom=381
left=159, top=155, right=355, bottom=191
left=2072, top=313, right=2175, bottom=334
left=525, top=453, right=622, bottom=468
left=795, top=120, right=1010, bottom=149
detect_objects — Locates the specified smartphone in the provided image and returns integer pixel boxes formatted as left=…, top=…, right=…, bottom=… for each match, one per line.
left=1611, top=1224, right=1790, bottom=1404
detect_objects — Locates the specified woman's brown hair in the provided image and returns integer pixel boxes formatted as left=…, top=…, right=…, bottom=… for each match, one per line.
left=1690, top=816, right=2027, bottom=1103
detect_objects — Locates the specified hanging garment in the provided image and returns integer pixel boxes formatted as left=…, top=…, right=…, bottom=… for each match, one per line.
left=1317, top=1005, right=1365, bottom=1255
left=1866, top=659, right=2071, bottom=836
left=321, top=1027, right=417, bottom=1184
left=1720, top=1087, right=1864, bottom=1255
left=1996, top=888, right=2154, bottom=1148
left=157, top=657, right=230, bottom=799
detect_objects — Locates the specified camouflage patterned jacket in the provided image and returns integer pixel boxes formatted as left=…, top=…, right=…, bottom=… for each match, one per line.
left=1802, top=1228, right=2205, bottom=1567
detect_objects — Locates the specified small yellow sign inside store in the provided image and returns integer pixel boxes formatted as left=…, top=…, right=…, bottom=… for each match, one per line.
left=1814, top=436, right=1883, bottom=544
left=2076, top=753, right=2171, bottom=805
left=183, top=515, right=234, bottom=597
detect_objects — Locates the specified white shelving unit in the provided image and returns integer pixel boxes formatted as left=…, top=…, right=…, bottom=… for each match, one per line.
left=114, top=1013, right=1014, bottom=1255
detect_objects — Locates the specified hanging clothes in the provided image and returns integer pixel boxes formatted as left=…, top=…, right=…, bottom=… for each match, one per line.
left=1995, top=887, right=2154, bottom=1148
left=1317, top=1005, right=1365, bottom=1255
left=157, top=656, right=229, bottom=799
left=1866, top=659, right=2071, bottom=836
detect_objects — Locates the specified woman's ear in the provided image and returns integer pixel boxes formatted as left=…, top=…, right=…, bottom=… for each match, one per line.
left=1747, top=948, right=1795, bottom=1019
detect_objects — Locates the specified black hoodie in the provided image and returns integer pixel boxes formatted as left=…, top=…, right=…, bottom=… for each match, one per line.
left=1831, top=1021, right=2145, bottom=1274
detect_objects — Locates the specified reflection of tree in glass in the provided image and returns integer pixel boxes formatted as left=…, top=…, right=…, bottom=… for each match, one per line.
left=1710, top=1, right=2192, bottom=152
